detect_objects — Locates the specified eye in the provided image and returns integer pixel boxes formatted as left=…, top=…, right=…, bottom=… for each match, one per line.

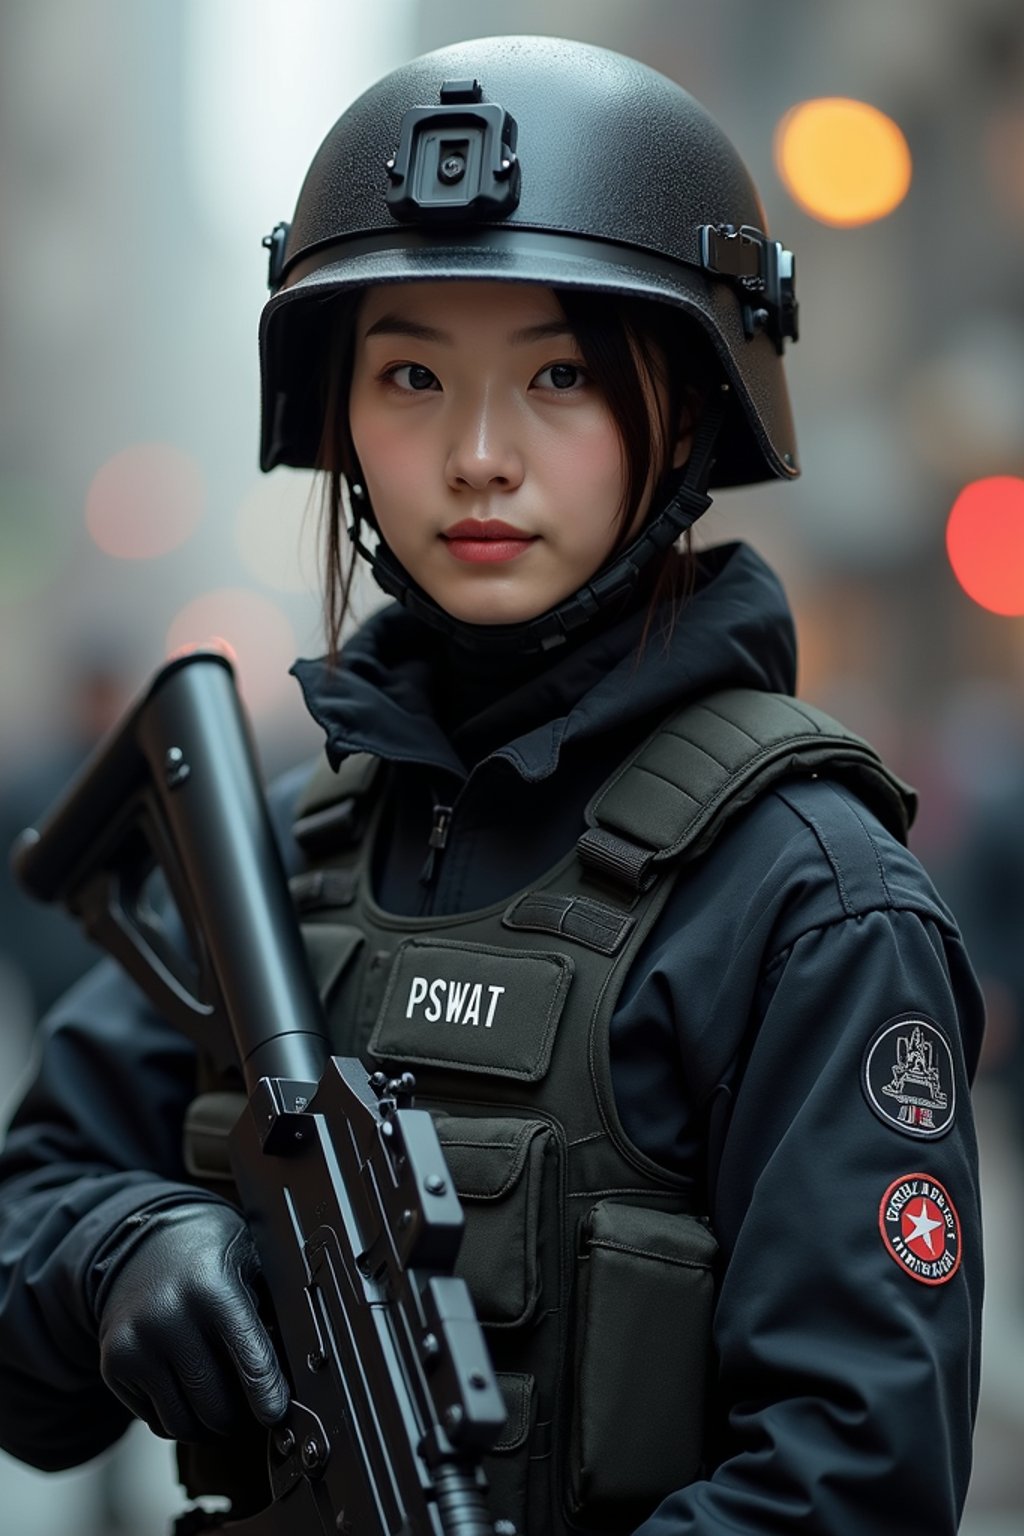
left=388, top=363, right=440, bottom=392
left=534, top=362, right=587, bottom=391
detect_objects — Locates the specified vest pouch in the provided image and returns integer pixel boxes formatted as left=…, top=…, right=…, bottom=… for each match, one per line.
left=483, top=1372, right=536, bottom=1535
left=568, top=1199, right=718, bottom=1526
left=431, top=1113, right=560, bottom=1328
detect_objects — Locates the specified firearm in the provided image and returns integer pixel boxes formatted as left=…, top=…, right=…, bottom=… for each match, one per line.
left=11, top=650, right=507, bottom=1536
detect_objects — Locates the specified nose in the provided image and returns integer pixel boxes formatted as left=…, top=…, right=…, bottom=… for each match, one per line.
left=444, top=388, right=524, bottom=493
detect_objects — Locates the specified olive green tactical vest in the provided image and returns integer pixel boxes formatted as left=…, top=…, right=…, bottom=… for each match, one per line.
left=183, top=689, right=914, bottom=1534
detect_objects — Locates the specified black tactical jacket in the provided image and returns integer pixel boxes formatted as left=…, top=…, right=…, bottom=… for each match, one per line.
left=0, top=542, right=983, bottom=1534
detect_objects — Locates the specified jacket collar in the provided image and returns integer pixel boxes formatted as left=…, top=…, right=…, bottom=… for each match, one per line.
left=290, top=542, right=797, bottom=785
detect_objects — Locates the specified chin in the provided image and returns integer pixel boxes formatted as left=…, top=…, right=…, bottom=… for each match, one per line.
left=431, top=589, right=551, bottom=628
left=420, top=563, right=584, bottom=626
left=447, top=604, right=545, bottom=628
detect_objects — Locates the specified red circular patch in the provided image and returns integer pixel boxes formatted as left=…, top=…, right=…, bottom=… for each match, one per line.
left=878, top=1173, right=962, bottom=1286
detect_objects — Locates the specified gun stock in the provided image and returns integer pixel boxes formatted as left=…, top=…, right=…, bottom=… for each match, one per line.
left=12, top=651, right=506, bottom=1536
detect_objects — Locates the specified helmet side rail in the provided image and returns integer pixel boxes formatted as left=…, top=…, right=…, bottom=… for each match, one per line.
left=9, top=650, right=507, bottom=1536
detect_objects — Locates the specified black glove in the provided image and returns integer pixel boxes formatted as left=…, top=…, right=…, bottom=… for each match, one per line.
left=88, top=1199, right=290, bottom=1442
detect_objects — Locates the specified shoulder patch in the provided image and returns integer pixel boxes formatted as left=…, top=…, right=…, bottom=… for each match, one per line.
left=862, top=1013, right=956, bottom=1139
left=879, top=1173, right=962, bottom=1286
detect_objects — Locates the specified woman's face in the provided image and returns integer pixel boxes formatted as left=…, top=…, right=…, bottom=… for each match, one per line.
left=348, top=281, right=686, bottom=627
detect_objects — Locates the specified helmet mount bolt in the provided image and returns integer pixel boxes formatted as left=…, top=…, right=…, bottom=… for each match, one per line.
left=439, top=154, right=466, bottom=184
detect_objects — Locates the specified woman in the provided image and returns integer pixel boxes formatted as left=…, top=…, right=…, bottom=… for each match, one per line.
left=0, top=35, right=982, bottom=1536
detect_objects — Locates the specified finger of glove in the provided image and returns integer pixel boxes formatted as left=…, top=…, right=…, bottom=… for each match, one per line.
left=216, top=1227, right=290, bottom=1426
left=100, top=1292, right=269, bottom=1440
left=101, top=1355, right=208, bottom=1443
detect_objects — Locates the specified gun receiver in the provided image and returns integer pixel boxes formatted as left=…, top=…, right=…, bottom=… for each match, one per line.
left=12, top=651, right=507, bottom=1536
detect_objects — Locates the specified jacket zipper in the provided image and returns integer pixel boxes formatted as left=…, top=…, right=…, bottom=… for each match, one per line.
left=419, top=802, right=454, bottom=888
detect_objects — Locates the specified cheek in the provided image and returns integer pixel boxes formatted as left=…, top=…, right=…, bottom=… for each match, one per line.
left=348, top=395, right=399, bottom=485
left=547, top=418, right=627, bottom=525
left=586, top=429, right=627, bottom=489
left=348, top=373, right=438, bottom=501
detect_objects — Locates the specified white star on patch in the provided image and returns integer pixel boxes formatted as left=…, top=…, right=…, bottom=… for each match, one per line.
left=905, top=1200, right=943, bottom=1254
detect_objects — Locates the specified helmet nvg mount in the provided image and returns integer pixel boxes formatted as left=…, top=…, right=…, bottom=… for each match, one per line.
left=258, top=35, right=800, bottom=653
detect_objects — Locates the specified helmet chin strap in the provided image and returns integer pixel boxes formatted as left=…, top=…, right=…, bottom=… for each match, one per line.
left=347, top=393, right=727, bottom=659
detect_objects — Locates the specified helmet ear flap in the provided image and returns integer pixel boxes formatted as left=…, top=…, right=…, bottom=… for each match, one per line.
left=265, top=301, right=335, bottom=472
left=294, top=291, right=367, bottom=480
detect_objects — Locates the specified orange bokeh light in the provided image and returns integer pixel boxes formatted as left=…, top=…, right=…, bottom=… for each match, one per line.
left=946, top=477, right=1024, bottom=616
left=86, top=443, right=205, bottom=559
left=774, top=98, right=912, bottom=227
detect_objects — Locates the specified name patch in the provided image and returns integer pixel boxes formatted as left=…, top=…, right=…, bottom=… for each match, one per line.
left=406, top=976, right=506, bottom=1029
left=369, top=938, right=573, bottom=1081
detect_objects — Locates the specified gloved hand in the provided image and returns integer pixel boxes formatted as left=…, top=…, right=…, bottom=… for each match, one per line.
left=88, top=1199, right=290, bottom=1442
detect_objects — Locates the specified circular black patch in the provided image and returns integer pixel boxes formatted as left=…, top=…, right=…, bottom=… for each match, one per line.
left=862, top=1014, right=956, bottom=1140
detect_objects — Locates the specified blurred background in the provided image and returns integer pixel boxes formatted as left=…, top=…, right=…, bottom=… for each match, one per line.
left=2, top=0, right=1024, bottom=1530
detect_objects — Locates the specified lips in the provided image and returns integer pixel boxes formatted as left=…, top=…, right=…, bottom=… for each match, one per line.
left=442, top=518, right=534, bottom=540
left=441, top=518, right=538, bottom=565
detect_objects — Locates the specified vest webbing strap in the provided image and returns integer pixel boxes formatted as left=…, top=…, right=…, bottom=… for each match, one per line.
left=577, top=689, right=916, bottom=893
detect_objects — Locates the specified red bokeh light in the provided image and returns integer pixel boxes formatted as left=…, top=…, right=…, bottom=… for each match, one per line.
left=946, top=476, right=1024, bottom=616
left=165, top=589, right=298, bottom=716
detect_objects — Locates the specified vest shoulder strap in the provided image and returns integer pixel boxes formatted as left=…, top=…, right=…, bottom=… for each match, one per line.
left=577, top=689, right=917, bottom=893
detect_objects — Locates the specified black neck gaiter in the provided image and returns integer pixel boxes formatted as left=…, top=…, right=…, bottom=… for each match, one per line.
left=430, top=560, right=665, bottom=764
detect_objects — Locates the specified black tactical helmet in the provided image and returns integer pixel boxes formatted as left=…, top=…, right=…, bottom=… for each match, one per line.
left=258, top=34, right=798, bottom=487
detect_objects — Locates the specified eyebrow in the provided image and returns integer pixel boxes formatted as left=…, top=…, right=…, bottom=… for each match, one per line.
left=362, top=313, right=575, bottom=346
